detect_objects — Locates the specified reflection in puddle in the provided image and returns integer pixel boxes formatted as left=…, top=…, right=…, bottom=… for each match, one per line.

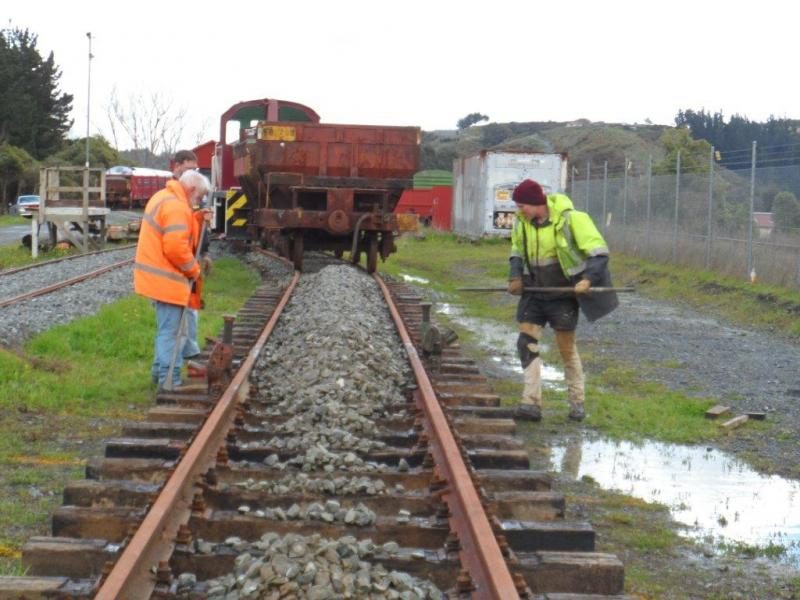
left=551, top=437, right=800, bottom=560
left=436, top=302, right=563, bottom=384
left=400, top=273, right=430, bottom=285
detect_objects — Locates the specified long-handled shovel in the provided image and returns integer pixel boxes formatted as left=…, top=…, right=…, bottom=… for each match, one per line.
left=458, top=286, right=636, bottom=293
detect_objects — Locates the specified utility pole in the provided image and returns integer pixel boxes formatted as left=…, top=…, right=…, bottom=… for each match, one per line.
left=85, top=32, right=93, bottom=168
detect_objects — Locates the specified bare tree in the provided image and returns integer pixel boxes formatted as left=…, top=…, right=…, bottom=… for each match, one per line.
left=105, top=87, right=187, bottom=166
left=192, top=117, right=213, bottom=147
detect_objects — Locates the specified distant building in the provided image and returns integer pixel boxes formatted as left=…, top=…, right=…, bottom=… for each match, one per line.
left=752, top=212, right=774, bottom=238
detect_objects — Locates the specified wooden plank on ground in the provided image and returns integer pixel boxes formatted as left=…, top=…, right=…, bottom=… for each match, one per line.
left=720, top=415, right=748, bottom=430
left=705, top=405, right=730, bottom=419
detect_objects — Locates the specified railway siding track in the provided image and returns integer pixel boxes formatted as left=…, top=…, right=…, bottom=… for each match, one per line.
left=0, top=246, right=137, bottom=347
left=0, top=254, right=628, bottom=599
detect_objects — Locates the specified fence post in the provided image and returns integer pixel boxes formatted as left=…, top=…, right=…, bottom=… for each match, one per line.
left=622, top=155, right=628, bottom=252
left=602, top=161, right=608, bottom=235
left=795, top=250, right=800, bottom=287
left=646, top=155, right=652, bottom=257
left=747, top=141, right=757, bottom=279
left=672, top=151, right=681, bottom=264
left=585, top=160, right=591, bottom=215
left=705, top=146, right=715, bottom=270
left=570, top=166, right=575, bottom=197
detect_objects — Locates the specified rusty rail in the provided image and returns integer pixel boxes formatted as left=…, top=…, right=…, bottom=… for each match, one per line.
left=373, top=273, right=520, bottom=599
left=0, top=258, right=134, bottom=309
left=95, top=271, right=300, bottom=600
left=0, top=243, right=136, bottom=277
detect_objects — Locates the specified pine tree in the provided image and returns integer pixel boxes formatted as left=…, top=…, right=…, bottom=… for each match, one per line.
left=0, top=27, right=73, bottom=160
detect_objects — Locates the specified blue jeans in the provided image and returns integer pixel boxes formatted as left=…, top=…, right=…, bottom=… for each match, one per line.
left=182, top=309, right=201, bottom=358
left=151, top=301, right=185, bottom=388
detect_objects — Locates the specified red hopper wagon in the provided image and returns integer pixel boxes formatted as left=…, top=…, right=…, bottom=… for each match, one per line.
left=211, top=98, right=420, bottom=272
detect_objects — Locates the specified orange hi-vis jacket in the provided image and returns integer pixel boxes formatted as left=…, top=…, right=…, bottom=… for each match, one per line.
left=134, top=180, right=202, bottom=308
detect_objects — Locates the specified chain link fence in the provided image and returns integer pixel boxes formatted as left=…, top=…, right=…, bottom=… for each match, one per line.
left=569, top=143, right=800, bottom=288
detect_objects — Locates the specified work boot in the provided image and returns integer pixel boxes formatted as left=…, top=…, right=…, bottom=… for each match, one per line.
left=515, top=404, right=542, bottom=422
left=568, top=404, right=586, bottom=421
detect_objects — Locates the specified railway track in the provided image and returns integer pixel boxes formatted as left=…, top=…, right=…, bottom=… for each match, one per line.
left=0, top=252, right=628, bottom=599
left=0, top=247, right=134, bottom=309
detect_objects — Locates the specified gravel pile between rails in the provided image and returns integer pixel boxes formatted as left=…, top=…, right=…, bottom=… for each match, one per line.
left=193, top=265, right=443, bottom=598
left=186, top=533, right=444, bottom=600
left=237, top=473, right=400, bottom=496
left=0, top=263, right=134, bottom=347
left=249, top=264, right=413, bottom=474
left=236, top=500, right=377, bottom=527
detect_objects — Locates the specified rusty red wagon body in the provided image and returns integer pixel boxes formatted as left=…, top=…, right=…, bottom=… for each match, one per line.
left=211, top=98, right=420, bottom=272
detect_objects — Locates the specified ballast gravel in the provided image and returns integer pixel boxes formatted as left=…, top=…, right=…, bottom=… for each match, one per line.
left=249, top=265, right=413, bottom=472
left=181, top=533, right=444, bottom=600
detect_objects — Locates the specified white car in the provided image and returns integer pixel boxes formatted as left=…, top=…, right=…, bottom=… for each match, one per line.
left=11, top=195, right=40, bottom=218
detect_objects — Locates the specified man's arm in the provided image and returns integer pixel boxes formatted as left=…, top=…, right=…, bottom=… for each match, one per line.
left=570, top=212, right=609, bottom=285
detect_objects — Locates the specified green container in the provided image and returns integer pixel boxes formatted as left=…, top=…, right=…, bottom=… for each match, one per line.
left=413, top=169, right=453, bottom=189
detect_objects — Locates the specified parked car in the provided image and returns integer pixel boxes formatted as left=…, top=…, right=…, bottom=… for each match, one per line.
left=10, top=195, right=40, bottom=218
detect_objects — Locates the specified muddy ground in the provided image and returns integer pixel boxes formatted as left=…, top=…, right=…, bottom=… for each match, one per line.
left=435, top=288, right=800, bottom=599
left=580, top=292, right=800, bottom=480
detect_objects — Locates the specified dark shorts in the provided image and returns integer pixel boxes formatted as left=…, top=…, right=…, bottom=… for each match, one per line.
left=516, top=294, right=579, bottom=331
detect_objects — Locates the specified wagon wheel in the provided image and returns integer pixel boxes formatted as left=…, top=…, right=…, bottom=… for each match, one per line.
left=366, top=232, right=379, bottom=274
left=291, top=233, right=304, bottom=272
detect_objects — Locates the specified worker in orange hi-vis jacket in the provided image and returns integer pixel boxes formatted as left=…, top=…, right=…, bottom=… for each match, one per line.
left=169, top=150, right=212, bottom=365
left=133, top=169, right=210, bottom=390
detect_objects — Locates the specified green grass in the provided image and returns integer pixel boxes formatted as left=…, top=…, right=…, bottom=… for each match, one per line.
left=717, top=540, right=789, bottom=560
left=0, top=215, right=28, bottom=227
left=566, top=483, right=687, bottom=595
left=612, top=255, right=800, bottom=338
left=1, top=257, right=260, bottom=416
left=0, top=242, right=79, bottom=271
left=382, top=231, right=515, bottom=321
left=0, top=256, right=261, bottom=573
left=584, top=363, right=720, bottom=444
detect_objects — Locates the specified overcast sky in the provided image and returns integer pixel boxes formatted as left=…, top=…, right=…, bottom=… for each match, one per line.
left=7, top=0, right=798, bottom=151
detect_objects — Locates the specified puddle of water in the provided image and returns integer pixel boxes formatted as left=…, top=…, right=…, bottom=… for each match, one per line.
left=436, top=302, right=563, bottom=384
left=399, top=273, right=430, bottom=285
left=550, top=437, right=800, bottom=560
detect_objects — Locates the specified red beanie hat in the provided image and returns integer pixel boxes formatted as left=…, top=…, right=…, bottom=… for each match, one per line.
left=512, top=179, right=547, bottom=205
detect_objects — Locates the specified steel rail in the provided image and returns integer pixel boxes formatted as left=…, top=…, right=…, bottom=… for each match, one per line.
left=253, top=246, right=295, bottom=267
left=373, top=273, right=520, bottom=599
left=0, top=257, right=134, bottom=309
left=95, top=271, right=300, bottom=600
left=0, top=243, right=136, bottom=277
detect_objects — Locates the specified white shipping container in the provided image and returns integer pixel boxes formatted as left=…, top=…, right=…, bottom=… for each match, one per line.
left=452, top=151, right=567, bottom=237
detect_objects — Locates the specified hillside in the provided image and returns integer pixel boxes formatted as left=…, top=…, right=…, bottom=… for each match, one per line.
left=421, top=120, right=671, bottom=171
